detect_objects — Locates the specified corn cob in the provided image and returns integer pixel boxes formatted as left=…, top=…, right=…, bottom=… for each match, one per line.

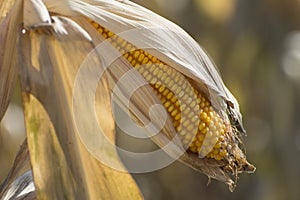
left=89, top=20, right=230, bottom=161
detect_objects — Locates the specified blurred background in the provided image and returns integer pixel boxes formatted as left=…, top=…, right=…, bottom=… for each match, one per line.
left=1, top=0, right=300, bottom=199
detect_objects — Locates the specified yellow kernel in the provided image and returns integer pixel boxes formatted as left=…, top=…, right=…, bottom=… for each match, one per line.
left=214, top=142, right=221, bottom=149
left=170, top=96, right=177, bottom=103
left=164, top=101, right=171, bottom=108
left=199, top=122, right=206, bottom=130
left=213, top=149, right=219, bottom=155
left=160, top=97, right=167, bottom=104
left=198, top=134, right=204, bottom=141
left=91, top=21, right=99, bottom=28
left=204, top=116, right=211, bottom=124
left=138, top=54, right=145, bottom=62
left=195, top=141, right=201, bottom=147
left=220, top=149, right=227, bottom=157
left=220, top=129, right=225, bottom=135
left=189, top=146, right=197, bottom=152
left=175, top=114, right=181, bottom=121
left=158, top=62, right=164, bottom=69
left=204, top=107, right=209, bottom=112
left=154, top=84, right=160, bottom=89
left=108, top=31, right=114, bottom=37
left=142, top=57, right=149, bottom=64
left=123, top=53, right=129, bottom=59
left=171, top=109, right=178, bottom=117
left=168, top=105, right=175, bottom=112
left=162, top=89, right=169, bottom=96
left=200, top=112, right=207, bottom=120
left=152, top=56, right=157, bottom=62
left=102, top=33, right=108, bottom=38
left=133, top=51, right=140, bottom=58
left=200, top=102, right=205, bottom=108
left=167, top=92, right=173, bottom=100
left=158, top=86, right=165, bottom=93
left=202, top=127, right=209, bottom=134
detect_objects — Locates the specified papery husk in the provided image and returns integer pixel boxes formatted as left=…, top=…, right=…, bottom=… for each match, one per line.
left=0, top=0, right=21, bottom=121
